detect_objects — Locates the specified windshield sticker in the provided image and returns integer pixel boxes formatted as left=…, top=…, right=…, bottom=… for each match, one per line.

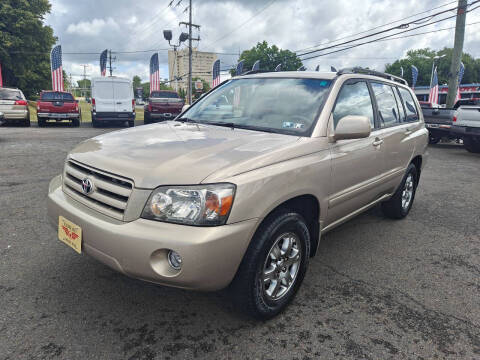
left=283, top=122, right=305, bottom=129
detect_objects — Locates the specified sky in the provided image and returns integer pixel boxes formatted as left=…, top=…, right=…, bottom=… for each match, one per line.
left=44, top=0, right=480, bottom=85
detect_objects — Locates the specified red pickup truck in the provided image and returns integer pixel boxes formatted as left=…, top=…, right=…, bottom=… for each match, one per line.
left=144, top=90, right=184, bottom=124
left=36, top=91, right=81, bottom=127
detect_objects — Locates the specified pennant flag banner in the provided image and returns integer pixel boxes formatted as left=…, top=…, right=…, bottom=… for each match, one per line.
left=429, top=66, right=439, bottom=107
left=456, top=62, right=465, bottom=102
left=330, top=66, right=337, bottom=72
left=100, top=49, right=108, bottom=76
left=315, top=65, right=320, bottom=71
left=297, top=66, right=306, bottom=71
left=149, top=53, right=160, bottom=93
left=251, top=60, right=260, bottom=72
left=411, top=65, right=418, bottom=89
left=50, top=45, right=64, bottom=91
left=235, top=60, right=244, bottom=76
left=212, top=59, right=221, bottom=87
left=275, top=63, right=282, bottom=72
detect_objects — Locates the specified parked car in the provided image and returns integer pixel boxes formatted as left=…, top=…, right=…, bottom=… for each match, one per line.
left=0, top=87, right=30, bottom=126
left=47, top=68, right=428, bottom=319
left=421, top=104, right=456, bottom=144
left=36, top=91, right=81, bottom=127
left=0, top=111, right=4, bottom=126
left=91, top=76, right=135, bottom=127
left=144, top=90, right=184, bottom=124
left=451, top=100, right=480, bottom=153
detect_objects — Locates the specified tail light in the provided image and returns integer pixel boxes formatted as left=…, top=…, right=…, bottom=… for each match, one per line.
left=36, top=103, right=40, bottom=111
left=453, top=115, right=457, bottom=122
left=132, top=99, right=135, bottom=111
left=91, top=98, right=96, bottom=111
left=148, top=103, right=152, bottom=112
left=14, top=100, right=28, bottom=106
left=75, top=102, right=79, bottom=112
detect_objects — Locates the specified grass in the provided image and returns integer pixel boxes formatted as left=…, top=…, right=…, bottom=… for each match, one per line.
left=28, top=100, right=144, bottom=122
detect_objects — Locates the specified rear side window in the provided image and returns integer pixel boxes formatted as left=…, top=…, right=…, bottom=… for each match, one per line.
left=41, top=92, right=74, bottom=101
left=333, top=81, right=374, bottom=128
left=398, top=87, right=419, bottom=122
left=0, top=89, right=23, bottom=100
left=371, top=82, right=400, bottom=127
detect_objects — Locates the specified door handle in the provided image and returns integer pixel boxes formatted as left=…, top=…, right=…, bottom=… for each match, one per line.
left=405, top=128, right=414, bottom=135
left=372, top=138, right=384, bottom=147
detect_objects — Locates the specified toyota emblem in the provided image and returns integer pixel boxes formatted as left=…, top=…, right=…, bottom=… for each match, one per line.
left=81, top=178, right=94, bottom=195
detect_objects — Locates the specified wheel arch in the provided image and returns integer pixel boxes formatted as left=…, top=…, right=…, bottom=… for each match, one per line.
left=410, top=155, right=422, bottom=183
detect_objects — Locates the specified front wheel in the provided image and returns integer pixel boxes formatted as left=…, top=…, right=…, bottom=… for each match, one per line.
left=382, top=163, right=418, bottom=219
left=230, top=210, right=310, bottom=320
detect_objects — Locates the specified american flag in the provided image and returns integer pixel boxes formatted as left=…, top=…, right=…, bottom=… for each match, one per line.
left=0, top=63, right=3, bottom=87
left=212, top=59, right=221, bottom=87
left=429, top=66, right=439, bottom=107
left=411, top=65, right=418, bottom=89
left=456, top=62, right=465, bottom=103
left=50, top=45, right=64, bottom=91
left=252, top=60, right=260, bottom=72
left=149, top=53, right=160, bottom=93
left=100, top=49, right=108, bottom=76
left=235, top=60, right=244, bottom=76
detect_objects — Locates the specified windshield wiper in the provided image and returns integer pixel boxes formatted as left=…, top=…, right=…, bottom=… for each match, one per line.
left=176, top=117, right=198, bottom=124
left=203, top=121, right=235, bottom=129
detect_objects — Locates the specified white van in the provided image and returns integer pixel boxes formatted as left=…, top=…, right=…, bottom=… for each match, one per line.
left=91, top=77, right=135, bottom=127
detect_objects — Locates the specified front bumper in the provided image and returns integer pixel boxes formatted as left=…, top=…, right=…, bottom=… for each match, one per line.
left=37, top=112, right=79, bottom=119
left=47, top=175, right=258, bottom=291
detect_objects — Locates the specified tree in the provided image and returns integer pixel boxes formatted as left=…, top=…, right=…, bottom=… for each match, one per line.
left=132, top=75, right=141, bottom=89
left=231, top=41, right=303, bottom=75
left=141, top=82, right=174, bottom=99
left=384, top=48, right=480, bottom=87
left=0, top=0, right=56, bottom=98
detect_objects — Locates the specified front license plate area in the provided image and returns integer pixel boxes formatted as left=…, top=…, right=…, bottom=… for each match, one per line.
left=58, top=216, right=82, bottom=254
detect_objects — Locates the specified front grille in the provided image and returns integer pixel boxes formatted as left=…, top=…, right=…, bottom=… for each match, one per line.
left=63, top=160, right=133, bottom=220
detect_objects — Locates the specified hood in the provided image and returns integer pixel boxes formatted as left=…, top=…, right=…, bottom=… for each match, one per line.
left=68, top=121, right=303, bottom=188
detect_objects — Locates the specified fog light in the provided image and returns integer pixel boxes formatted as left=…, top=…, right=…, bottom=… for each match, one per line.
left=167, top=250, right=182, bottom=270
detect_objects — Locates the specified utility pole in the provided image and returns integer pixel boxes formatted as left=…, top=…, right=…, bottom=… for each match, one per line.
left=446, top=0, right=467, bottom=108
left=108, top=50, right=116, bottom=76
left=180, top=0, right=200, bottom=104
left=80, top=64, right=89, bottom=98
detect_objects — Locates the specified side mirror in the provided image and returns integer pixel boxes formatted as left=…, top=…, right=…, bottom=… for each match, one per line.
left=334, top=115, right=371, bottom=140
left=182, top=104, right=190, bottom=112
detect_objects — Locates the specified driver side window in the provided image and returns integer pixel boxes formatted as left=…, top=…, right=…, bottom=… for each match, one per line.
left=333, top=81, right=375, bottom=128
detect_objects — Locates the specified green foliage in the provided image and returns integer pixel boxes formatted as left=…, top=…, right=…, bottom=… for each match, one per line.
left=77, top=78, right=91, bottom=89
left=231, top=41, right=303, bottom=76
left=0, top=0, right=56, bottom=97
left=132, top=75, right=141, bottom=89
left=384, top=48, right=480, bottom=87
left=141, top=82, right=174, bottom=98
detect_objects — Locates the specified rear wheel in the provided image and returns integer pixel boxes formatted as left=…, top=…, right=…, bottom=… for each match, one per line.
left=72, top=118, right=80, bottom=127
left=382, top=163, right=418, bottom=219
left=37, top=117, right=46, bottom=127
left=23, top=118, right=31, bottom=127
left=128, top=120, right=135, bottom=127
left=144, top=113, right=150, bottom=124
left=230, top=209, right=310, bottom=320
left=463, top=137, right=480, bottom=153
left=428, top=133, right=441, bottom=144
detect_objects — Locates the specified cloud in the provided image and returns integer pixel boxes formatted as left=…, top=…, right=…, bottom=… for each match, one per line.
left=66, top=17, right=119, bottom=37
left=45, top=0, right=480, bottom=84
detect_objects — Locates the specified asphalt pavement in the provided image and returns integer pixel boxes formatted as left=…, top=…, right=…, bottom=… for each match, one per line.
left=1, top=124, right=479, bottom=359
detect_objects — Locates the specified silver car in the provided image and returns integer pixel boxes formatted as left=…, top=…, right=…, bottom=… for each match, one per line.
left=0, top=87, right=30, bottom=126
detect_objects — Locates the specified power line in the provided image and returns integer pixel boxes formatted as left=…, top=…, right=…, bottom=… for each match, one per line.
left=300, top=4, right=480, bottom=61
left=297, top=1, right=479, bottom=58
left=294, top=0, right=458, bottom=53
left=204, top=0, right=277, bottom=47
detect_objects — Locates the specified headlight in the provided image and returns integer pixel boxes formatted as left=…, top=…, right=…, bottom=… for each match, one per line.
left=141, top=183, right=236, bottom=226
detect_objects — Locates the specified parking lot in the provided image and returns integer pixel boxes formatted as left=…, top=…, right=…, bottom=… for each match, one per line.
left=1, top=124, right=479, bottom=359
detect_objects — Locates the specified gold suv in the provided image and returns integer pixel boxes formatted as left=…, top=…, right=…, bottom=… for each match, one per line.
left=47, top=68, right=428, bottom=319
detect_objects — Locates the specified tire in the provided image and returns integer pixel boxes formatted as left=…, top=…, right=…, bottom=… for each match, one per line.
left=72, top=118, right=80, bottom=127
left=382, top=163, right=418, bottom=219
left=37, top=118, right=46, bottom=127
left=23, top=118, right=31, bottom=127
left=128, top=120, right=135, bottom=127
left=428, top=134, right=440, bottom=144
left=144, top=113, right=150, bottom=125
left=229, top=209, right=311, bottom=320
left=463, top=137, right=480, bottom=153
left=91, top=118, right=98, bottom=128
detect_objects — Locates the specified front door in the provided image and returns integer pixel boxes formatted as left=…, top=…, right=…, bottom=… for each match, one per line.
left=326, top=79, right=386, bottom=225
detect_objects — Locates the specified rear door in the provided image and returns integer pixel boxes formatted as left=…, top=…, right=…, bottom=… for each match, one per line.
left=327, top=79, right=385, bottom=224
left=112, top=80, right=132, bottom=114
left=93, top=78, right=115, bottom=113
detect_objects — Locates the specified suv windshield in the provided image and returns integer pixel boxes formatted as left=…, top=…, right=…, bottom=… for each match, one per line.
left=0, top=89, right=23, bottom=100
left=181, top=77, right=332, bottom=136
left=41, top=92, right=74, bottom=101
left=151, top=91, right=179, bottom=98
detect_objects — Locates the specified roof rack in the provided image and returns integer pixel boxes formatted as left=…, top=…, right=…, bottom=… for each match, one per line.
left=337, top=67, right=408, bottom=86
left=240, top=70, right=269, bottom=76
